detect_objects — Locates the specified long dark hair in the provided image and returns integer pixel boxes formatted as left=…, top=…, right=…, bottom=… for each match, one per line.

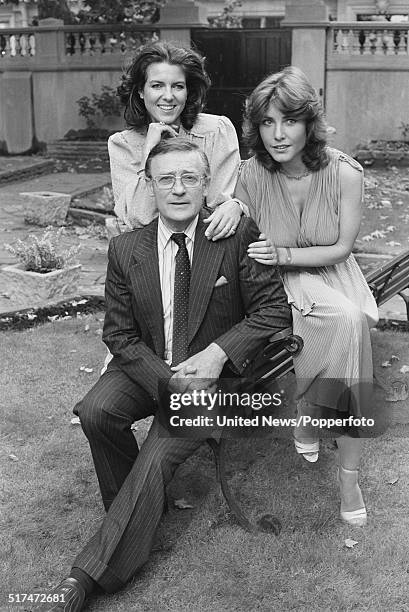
left=117, top=41, right=211, bottom=131
left=243, top=66, right=329, bottom=171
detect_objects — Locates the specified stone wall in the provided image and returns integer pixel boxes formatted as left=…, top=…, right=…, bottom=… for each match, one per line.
left=325, top=23, right=409, bottom=153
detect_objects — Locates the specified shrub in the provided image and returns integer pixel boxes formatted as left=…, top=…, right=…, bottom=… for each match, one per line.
left=5, top=227, right=80, bottom=274
left=77, top=85, right=122, bottom=129
left=400, top=122, right=409, bottom=142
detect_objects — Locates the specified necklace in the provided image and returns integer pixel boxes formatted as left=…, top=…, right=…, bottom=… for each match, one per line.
left=278, top=167, right=311, bottom=180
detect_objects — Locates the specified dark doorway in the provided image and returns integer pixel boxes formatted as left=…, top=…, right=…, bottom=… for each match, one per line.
left=191, top=28, right=292, bottom=154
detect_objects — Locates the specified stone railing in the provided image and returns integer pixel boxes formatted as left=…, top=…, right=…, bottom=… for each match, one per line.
left=328, top=22, right=409, bottom=58
left=0, top=24, right=160, bottom=62
left=0, top=27, right=37, bottom=58
left=64, top=25, right=159, bottom=58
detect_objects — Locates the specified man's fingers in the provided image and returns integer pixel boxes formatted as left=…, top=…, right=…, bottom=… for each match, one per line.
left=171, top=364, right=197, bottom=374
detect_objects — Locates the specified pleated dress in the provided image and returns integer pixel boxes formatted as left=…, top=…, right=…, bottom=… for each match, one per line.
left=238, top=148, right=379, bottom=420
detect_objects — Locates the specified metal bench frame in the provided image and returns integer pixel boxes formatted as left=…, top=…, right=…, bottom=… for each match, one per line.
left=208, top=248, right=409, bottom=532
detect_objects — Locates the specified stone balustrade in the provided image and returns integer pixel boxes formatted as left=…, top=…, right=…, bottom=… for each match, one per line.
left=0, top=28, right=36, bottom=58
left=329, top=22, right=409, bottom=57
left=64, top=25, right=159, bottom=58
left=0, top=24, right=160, bottom=61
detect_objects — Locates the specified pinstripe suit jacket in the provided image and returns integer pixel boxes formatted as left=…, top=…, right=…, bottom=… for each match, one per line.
left=103, top=212, right=291, bottom=401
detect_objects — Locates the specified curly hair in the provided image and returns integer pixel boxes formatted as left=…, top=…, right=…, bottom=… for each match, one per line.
left=117, top=41, right=211, bottom=131
left=243, top=66, right=329, bottom=172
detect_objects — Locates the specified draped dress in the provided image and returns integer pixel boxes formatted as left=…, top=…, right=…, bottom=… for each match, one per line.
left=238, top=148, right=379, bottom=420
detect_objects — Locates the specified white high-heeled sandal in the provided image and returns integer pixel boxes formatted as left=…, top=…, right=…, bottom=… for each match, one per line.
left=294, top=439, right=319, bottom=463
left=338, top=466, right=367, bottom=527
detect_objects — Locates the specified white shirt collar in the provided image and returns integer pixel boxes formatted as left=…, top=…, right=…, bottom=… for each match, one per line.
left=157, top=215, right=199, bottom=250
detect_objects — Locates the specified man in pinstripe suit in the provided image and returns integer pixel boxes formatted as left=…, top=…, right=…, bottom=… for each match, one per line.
left=39, top=139, right=290, bottom=611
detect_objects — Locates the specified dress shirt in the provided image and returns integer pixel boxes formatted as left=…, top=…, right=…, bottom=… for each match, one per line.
left=157, top=215, right=198, bottom=364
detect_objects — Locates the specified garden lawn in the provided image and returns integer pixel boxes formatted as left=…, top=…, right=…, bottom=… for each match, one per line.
left=357, top=166, right=409, bottom=257
left=1, top=318, right=409, bottom=612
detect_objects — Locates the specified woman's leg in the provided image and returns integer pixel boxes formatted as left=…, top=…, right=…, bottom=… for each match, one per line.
left=293, top=396, right=320, bottom=462
left=337, top=435, right=366, bottom=525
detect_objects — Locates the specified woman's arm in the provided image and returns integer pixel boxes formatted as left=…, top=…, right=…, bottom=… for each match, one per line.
left=202, top=116, right=243, bottom=241
left=108, top=131, right=153, bottom=230
left=247, top=162, right=363, bottom=267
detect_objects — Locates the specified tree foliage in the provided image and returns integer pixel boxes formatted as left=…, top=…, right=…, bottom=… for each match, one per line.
left=209, top=0, right=242, bottom=28
left=75, top=0, right=166, bottom=24
left=1, top=0, right=166, bottom=25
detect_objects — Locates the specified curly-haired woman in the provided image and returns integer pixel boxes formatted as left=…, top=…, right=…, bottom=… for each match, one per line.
left=235, top=66, right=378, bottom=527
left=108, top=41, right=243, bottom=239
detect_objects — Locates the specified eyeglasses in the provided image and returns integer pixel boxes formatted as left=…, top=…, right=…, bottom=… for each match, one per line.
left=150, top=172, right=204, bottom=190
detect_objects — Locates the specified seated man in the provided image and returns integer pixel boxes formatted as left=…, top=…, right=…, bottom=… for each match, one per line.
left=38, top=139, right=291, bottom=611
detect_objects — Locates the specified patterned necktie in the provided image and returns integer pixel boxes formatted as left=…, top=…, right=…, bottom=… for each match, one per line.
left=171, top=232, right=191, bottom=366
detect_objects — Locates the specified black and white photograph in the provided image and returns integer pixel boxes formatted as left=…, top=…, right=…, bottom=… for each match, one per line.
left=1, top=1, right=409, bottom=611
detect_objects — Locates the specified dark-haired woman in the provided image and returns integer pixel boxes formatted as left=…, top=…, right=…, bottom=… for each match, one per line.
left=235, top=66, right=378, bottom=527
left=108, top=41, right=242, bottom=239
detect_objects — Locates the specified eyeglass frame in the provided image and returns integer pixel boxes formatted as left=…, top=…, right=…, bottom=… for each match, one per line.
left=146, top=171, right=207, bottom=191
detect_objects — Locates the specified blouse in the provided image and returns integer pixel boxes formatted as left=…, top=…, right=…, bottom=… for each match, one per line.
left=108, top=113, right=241, bottom=230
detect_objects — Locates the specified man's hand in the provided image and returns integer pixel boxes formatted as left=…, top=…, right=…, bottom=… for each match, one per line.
left=170, top=343, right=228, bottom=392
left=167, top=365, right=197, bottom=395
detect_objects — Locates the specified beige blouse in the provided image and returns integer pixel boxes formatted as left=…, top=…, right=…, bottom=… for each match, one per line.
left=108, top=113, right=241, bottom=230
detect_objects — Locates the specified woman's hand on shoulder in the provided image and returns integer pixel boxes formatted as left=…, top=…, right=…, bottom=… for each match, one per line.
left=247, top=234, right=278, bottom=266
left=203, top=199, right=242, bottom=241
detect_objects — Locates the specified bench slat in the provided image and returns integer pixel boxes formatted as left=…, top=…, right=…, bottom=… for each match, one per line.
left=366, top=251, right=409, bottom=283
left=369, top=269, right=409, bottom=304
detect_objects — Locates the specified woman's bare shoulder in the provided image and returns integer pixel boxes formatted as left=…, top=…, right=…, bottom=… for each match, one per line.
left=326, top=147, right=363, bottom=174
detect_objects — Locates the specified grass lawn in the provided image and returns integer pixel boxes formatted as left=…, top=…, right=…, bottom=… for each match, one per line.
left=357, top=167, right=409, bottom=257
left=2, top=317, right=409, bottom=612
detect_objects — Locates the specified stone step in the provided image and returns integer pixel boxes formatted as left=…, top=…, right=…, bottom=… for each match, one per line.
left=46, top=140, right=109, bottom=161
left=0, top=158, right=55, bottom=185
left=68, top=207, right=113, bottom=226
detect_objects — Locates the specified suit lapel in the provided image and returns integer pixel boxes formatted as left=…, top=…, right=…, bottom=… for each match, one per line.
left=129, top=221, right=165, bottom=357
left=188, top=217, right=225, bottom=343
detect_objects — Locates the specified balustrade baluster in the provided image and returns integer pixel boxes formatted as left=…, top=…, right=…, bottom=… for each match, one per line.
left=341, top=29, right=349, bottom=54
left=83, top=32, right=91, bottom=55
left=368, top=30, right=377, bottom=54
left=374, top=30, right=383, bottom=55
left=362, top=29, right=370, bottom=54
left=89, top=33, right=96, bottom=55
left=98, top=32, right=106, bottom=54
left=109, top=33, right=118, bottom=54
left=332, top=28, right=339, bottom=54
left=382, top=29, right=393, bottom=55
left=0, top=34, right=6, bottom=57
left=66, top=32, right=76, bottom=55
left=79, top=32, right=86, bottom=54
left=9, top=34, right=17, bottom=57
left=398, top=30, right=408, bottom=55
left=358, top=29, right=365, bottom=54
left=19, top=34, right=28, bottom=56
left=351, top=29, right=360, bottom=54
left=4, top=34, right=11, bottom=57
left=29, top=33, right=35, bottom=56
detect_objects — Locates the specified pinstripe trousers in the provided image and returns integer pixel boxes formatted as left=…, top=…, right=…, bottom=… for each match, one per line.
left=72, top=366, right=202, bottom=592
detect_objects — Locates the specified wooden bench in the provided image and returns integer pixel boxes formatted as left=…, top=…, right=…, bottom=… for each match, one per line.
left=209, top=248, right=409, bottom=532
left=366, top=249, right=409, bottom=320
